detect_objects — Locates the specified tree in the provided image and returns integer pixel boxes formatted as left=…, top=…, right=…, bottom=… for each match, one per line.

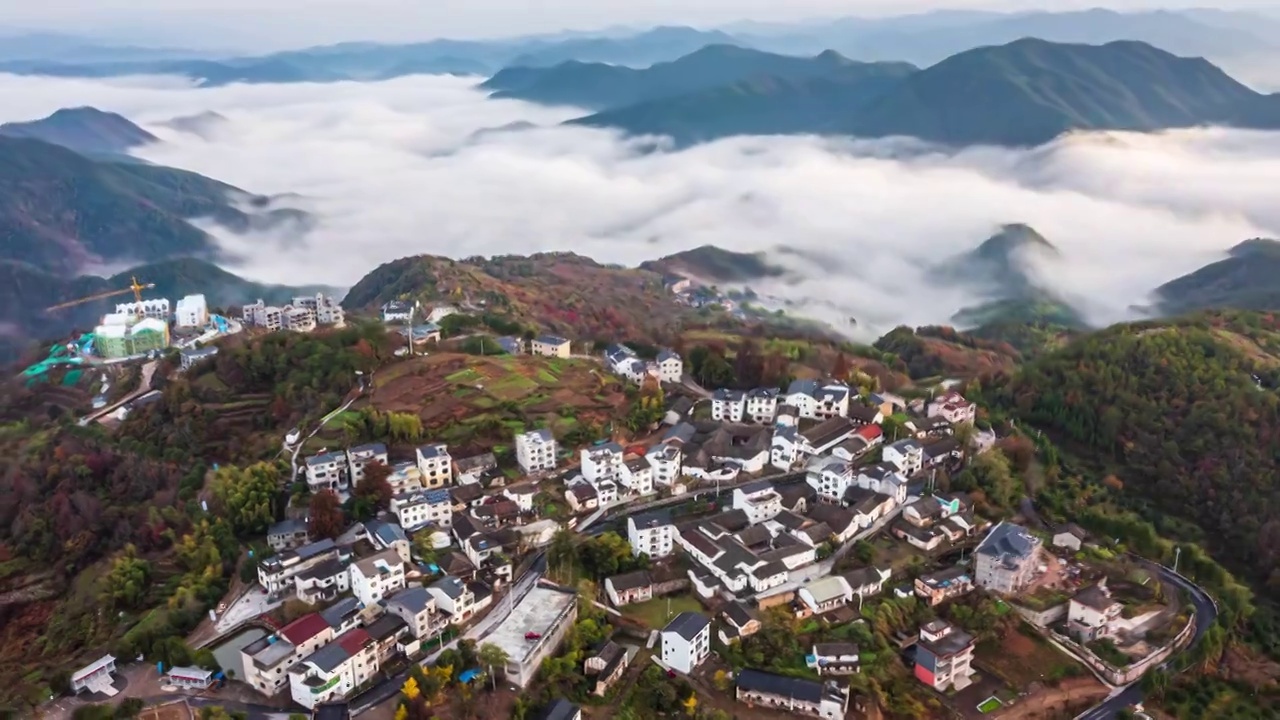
left=356, top=460, right=393, bottom=506
left=833, top=352, right=852, bottom=380
left=412, top=532, right=439, bottom=565
left=402, top=676, right=421, bottom=702
left=102, top=544, right=151, bottom=610
left=712, top=669, right=732, bottom=692
left=478, top=643, right=510, bottom=691
left=210, top=462, right=280, bottom=537
left=308, top=490, right=345, bottom=539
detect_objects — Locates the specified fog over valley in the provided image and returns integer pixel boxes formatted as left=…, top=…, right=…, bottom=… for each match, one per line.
left=4, top=71, right=1279, bottom=339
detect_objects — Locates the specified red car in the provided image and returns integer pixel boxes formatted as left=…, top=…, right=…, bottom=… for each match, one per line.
left=525, top=631, right=542, bottom=640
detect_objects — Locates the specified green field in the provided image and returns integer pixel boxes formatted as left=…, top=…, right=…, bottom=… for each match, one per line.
left=977, top=697, right=1003, bottom=713
left=624, top=594, right=704, bottom=629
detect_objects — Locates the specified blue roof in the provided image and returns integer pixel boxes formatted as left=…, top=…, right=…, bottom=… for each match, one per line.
left=537, top=334, right=569, bottom=346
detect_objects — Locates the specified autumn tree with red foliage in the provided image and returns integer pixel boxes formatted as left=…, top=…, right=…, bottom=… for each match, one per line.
left=308, top=490, right=346, bottom=540
left=355, top=460, right=394, bottom=511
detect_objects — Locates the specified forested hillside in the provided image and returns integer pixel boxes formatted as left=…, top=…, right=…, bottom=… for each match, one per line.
left=992, top=311, right=1280, bottom=593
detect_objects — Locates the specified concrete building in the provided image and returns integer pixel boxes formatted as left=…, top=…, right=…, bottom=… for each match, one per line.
left=258, top=539, right=340, bottom=597
left=346, top=443, right=388, bottom=487
left=655, top=350, right=683, bottom=383
left=735, top=669, right=850, bottom=720
left=661, top=612, right=711, bottom=674
left=94, top=316, right=169, bottom=359
left=427, top=575, right=488, bottom=622
left=515, top=428, right=557, bottom=474
left=646, top=443, right=683, bottom=487
left=798, top=576, right=854, bottom=615
left=305, top=451, right=349, bottom=493
left=604, top=570, right=653, bottom=607
left=415, top=444, right=452, bottom=487
left=115, top=298, right=170, bottom=321
left=883, top=439, right=924, bottom=476
left=241, top=613, right=334, bottom=697
left=619, top=457, right=654, bottom=497
left=732, top=481, right=782, bottom=525
left=531, top=335, right=571, bottom=358
left=69, top=655, right=117, bottom=695
left=179, top=345, right=218, bottom=370
left=1068, top=582, right=1124, bottom=642
left=267, top=518, right=310, bottom=552
left=288, top=629, right=378, bottom=709
left=283, top=306, right=317, bottom=332
left=383, top=585, right=444, bottom=640
left=482, top=585, right=578, bottom=688
left=974, top=522, right=1041, bottom=595
left=806, top=643, right=860, bottom=676
left=626, top=516, right=676, bottom=558
left=928, top=391, right=977, bottom=425
left=582, top=442, right=624, bottom=485
left=174, top=294, right=209, bottom=328
left=745, top=387, right=780, bottom=424
left=914, top=620, right=975, bottom=691
left=711, top=389, right=746, bottom=423
left=381, top=301, right=413, bottom=323
left=391, top=488, right=453, bottom=531
left=349, top=549, right=405, bottom=606
left=295, top=558, right=350, bottom=605
left=914, top=566, right=975, bottom=607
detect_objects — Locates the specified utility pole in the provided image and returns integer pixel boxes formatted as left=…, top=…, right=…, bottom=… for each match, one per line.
left=1173, top=546, right=1181, bottom=575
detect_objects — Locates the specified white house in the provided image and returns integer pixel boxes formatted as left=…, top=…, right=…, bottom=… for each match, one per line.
left=566, top=483, right=599, bottom=513
left=711, top=389, right=746, bottom=423
left=661, top=612, right=711, bottom=674
left=414, top=444, right=452, bottom=488
left=732, top=481, right=783, bottom=525
left=288, top=628, right=378, bottom=709
left=347, top=443, right=389, bottom=487
left=856, top=463, right=908, bottom=504
left=383, top=586, right=443, bottom=640
left=180, top=346, right=218, bottom=370
left=646, top=443, right=683, bottom=487
left=772, top=427, right=802, bottom=471
left=582, top=442, right=625, bottom=485
left=116, top=297, right=170, bottom=321
left=786, top=380, right=851, bottom=421
left=928, top=391, right=977, bottom=425
left=305, top=451, right=348, bottom=493
left=619, top=457, right=655, bottom=497
left=1068, top=582, right=1125, bottom=642
left=283, top=306, right=317, bottom=332
left=241, top=613, right=333, bottom=696
left=349, top=549, right=405, bottom=606
left=174, top=294, right=209, bottom=328
left=656, top=350, right=683, bottom=383
left=295, top=558, right=350, bottom=605
left=883, top=439, right=924, bottom=477
left=531, top=334, right=571, bottom=358
left=798, top=576, right=854, bottom=615
left=258, top=540, right=341, bottom=597
left=391, top=488, right=453, bottom=531
left=805, top=458, right=856, bottom=504
left=515, top=428, right=558, bottom=474
left=627, top=516, right=677, bottom=558
left=427, top=575, right=487, bottom=622
left=745, top=388, right=780, bottom=424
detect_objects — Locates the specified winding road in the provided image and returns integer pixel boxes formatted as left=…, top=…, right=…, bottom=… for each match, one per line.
left=1074, top=563, right=1218, bottom=720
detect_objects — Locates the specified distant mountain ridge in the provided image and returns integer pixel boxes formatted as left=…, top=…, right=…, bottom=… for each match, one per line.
left=564, top=38, right=1280, bottom=147
left=481, top=45, right=903, bottom=110
left=0, top=107, right=156, bottom=157
left=1156, top=239, right=1280, bottom=314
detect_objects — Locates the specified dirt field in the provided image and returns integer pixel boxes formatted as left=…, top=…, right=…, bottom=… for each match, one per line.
left=990, top=677, right=1109, bottom=719
left=137, top=701, right=193, bottom=720
left=977, top=625, right=1093, bottom=689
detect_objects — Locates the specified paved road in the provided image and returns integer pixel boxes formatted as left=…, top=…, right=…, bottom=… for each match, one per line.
left=1074, top=563, right=1218, bottom=720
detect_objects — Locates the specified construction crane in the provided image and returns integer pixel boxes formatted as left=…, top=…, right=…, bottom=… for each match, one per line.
left=45, top=276, right=155, bottom=313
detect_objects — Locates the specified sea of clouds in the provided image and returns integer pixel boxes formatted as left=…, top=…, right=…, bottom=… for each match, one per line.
left=3, top=71, right=1280, bottom=339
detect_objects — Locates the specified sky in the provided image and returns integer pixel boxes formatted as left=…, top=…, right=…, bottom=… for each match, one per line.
left=2, top=0, right=1280, bottom=51
left=2, top=72, right=1277, bottom=339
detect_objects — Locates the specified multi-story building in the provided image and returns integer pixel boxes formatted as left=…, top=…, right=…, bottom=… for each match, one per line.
left=240, top=613, right=333, bottom=697
left=914, top=620, right=975, bottom=691
left=655, top=350, right=683, bottom=383
left=94, top=315, right=170, bottom=359
left=282, top=306, right=316, bottom=332
left=293, top=293, right=345, bottom=326
left=974, top=522, right=1041, bottom=594
left=646, top=443, right=683, bottom=487
left=267, top=518, right=309, bottom=551
left=515, top=428, right=557, bottom=474
left=381, top=301, right=413, bottom=323
left=288, top=629, right=378, bottom=709
left=116, top=298, right=171, bottom=321
left=735, top=669, right=850, bottom=719
left=1068, top=582, right=1124, bottom=642
left=383, top=586, right=444, bottom=640
left=785, top=380, right=851, bottom=421
left=174, top=294, right=209, bottom=328
left=242, top=300, right=284, bottom=331
left=732, top=481, right=782, bottom=525
left=928, top=391, right=977, bottom=425
left=258, top=539, right=341, bottom=596
left=349, top=549, right=405, bottom=606
left=531, top=335, right=571, bottom=358
left=914, top=566, right=975, bottom=607
left=619, top=457, right=654, bottom=496
left=855, top=463, right=908, bottom=504
left=711, top=389, right=746, bottom=423
left=295, top=558, right=350, bottom=605
left=414, top=444, right=452, bottom=487
left=179, top=345, right=218, bottom=370
left=427, top=575, right=484, bottom=622
left=582, top=443, right=624, bottom=485
left=626, top=516, right=676, bottom=558
left=604, top=570, right=653, bottom=606
left=305, top=451, right=348, bottom=493
left=661, top=612, right=711, bottom=674
left=391, top=488, right=453, bottom=530
left=745, top=388, right=780, bottom=424
left=346, top=443, right=388, bottom=487
left=883, top=439, right=924, bottom=476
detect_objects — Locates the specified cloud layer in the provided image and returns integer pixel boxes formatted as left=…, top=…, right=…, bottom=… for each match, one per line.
left=3, top=72, right=1279, bottom=339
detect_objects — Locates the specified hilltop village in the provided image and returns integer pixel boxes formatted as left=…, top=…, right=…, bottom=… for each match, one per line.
left=39, top=289, right=1214, bottom=720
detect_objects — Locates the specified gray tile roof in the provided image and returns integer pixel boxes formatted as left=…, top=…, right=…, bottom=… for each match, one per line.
left=736, top=669, right=823, bottom=703
left=385, top=585, right=435, bottom=615
left=977, top=521, right=1038, bottom=561
left=663, top=611, right=710, bottom=641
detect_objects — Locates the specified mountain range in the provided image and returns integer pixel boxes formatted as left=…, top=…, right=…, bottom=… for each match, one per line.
left=550, top=38, right=1280, bottom=147
left=4, top=9, right=1280, bottom=86
left=1155, top=239, right=1280, bottom=314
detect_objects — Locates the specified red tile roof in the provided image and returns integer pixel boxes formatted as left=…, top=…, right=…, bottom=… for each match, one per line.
left=279, top=612, right=331, bottom=645
left=337, top=628, right=373, bottom=654
left=855, top=425, right=883, bottom=441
